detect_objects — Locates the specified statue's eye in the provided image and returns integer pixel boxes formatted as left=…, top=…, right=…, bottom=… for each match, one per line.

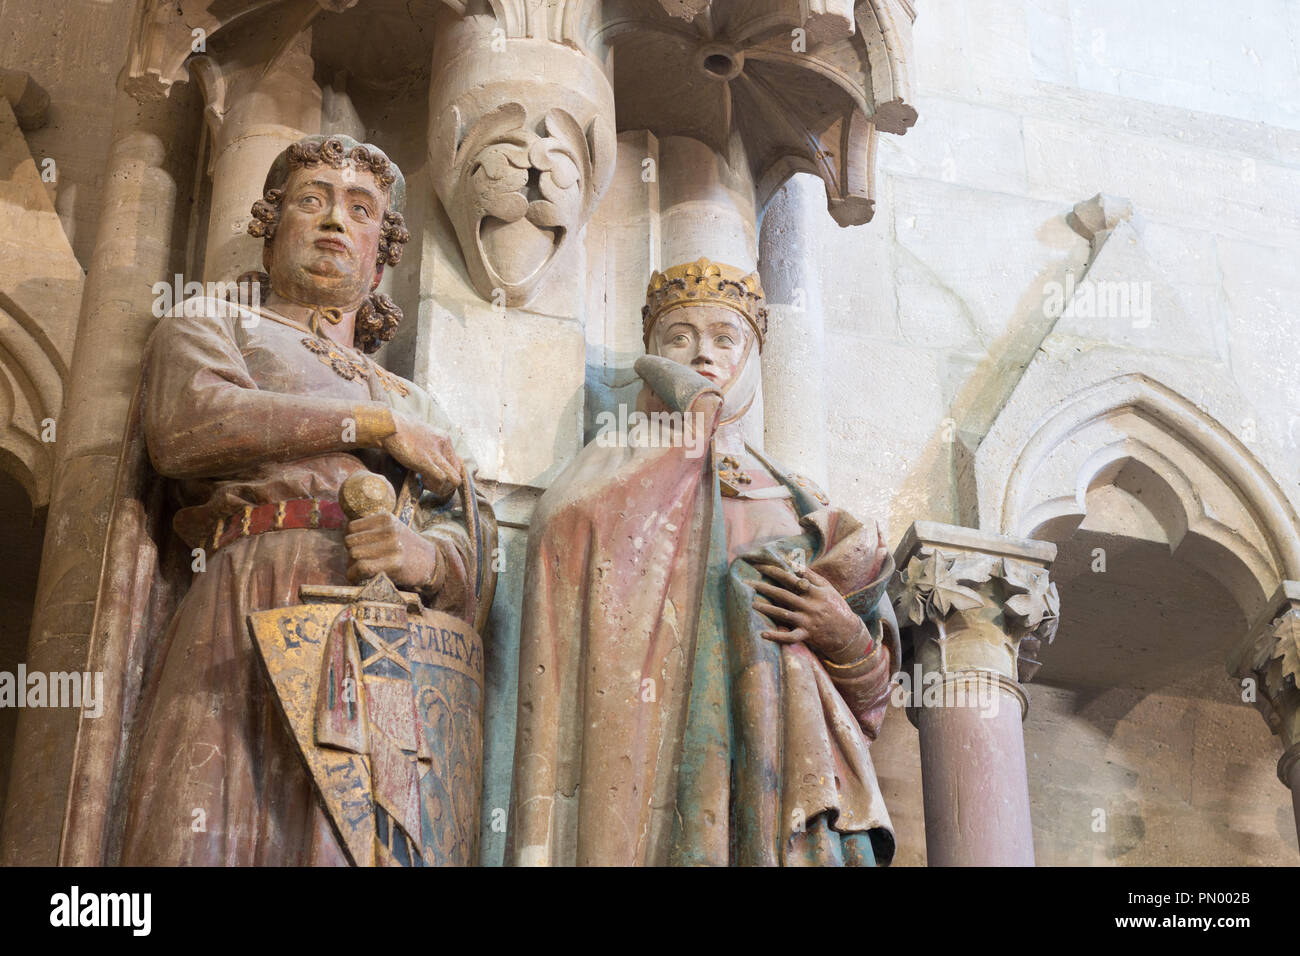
left=670, top=334, right=689, bottom=346
left=352, top=203, right=372, bottom=218
left=716, top=335, right=735, bottom=347
left=300, top=195, right=322, bottom=209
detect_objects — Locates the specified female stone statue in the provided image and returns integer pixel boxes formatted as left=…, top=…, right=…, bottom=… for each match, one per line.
left=509, top=258, right=897, bottom=866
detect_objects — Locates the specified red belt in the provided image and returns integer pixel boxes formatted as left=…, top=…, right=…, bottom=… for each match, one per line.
left=208, top=498, right=347, bottom=553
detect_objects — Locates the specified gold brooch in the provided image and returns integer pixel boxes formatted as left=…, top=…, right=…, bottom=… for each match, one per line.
left=373, top=366, right=410, bottom=397
left=301, top=337, right=367, bottom=382
left=717, top=454, right=753, bottom=498
left=300, top=337, right=410, bottom=396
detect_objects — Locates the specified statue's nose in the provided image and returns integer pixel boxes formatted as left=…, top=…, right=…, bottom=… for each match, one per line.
left=320, top=200, right=346, bottom=231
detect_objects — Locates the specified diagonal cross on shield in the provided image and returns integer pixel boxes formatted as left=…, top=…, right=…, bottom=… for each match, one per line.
left=247, top=471, right=484, bottom=866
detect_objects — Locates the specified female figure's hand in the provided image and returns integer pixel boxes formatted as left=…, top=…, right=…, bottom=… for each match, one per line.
left=752, top=562, right=870, bottom=664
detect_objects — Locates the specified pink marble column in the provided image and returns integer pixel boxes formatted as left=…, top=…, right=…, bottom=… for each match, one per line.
left=1284, top=748, right=1300, bottom=848
left=892, top=521, right=1058, bottom=867
left=916, top=677, right=1034, bottom=866
left=1230, top=581, right=1300, bottom=850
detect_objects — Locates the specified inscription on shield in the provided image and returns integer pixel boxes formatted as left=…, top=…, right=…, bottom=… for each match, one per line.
left=249, top=590, right=483, bottom=867
left=410, top=612, right=484, bottom=866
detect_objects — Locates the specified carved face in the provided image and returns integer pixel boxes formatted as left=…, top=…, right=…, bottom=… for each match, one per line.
left=265, top=164, right=386, bottom=309
left=652, top=304, right=752, bottom=390
left=434, top=104, right=605, bottom=308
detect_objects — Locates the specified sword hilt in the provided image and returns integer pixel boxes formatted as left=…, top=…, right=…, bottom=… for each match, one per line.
left=339, top=471, right=397, bottom=520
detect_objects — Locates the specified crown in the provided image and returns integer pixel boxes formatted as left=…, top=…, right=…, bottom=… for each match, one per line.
left=641, top=257, right=768, bottom=350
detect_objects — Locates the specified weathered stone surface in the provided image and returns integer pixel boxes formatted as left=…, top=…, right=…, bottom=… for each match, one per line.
left=2, top=0, right=1300, bottom=869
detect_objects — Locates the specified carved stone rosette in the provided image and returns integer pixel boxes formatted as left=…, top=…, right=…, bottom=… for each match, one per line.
left=891, top=522, right=1059, bottom=721
left=1230, top=581, right=1300, bottom=789
left=427, top=11, right=616, bottom=308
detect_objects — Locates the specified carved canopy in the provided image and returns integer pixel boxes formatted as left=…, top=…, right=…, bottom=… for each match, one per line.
left=125, top=0, right=915, bottom=227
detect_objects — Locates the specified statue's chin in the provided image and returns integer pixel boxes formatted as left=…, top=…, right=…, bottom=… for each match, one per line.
left=272, top=266, right=366, bottom=310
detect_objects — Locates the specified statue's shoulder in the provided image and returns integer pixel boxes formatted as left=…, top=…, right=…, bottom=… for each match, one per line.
left=149, top=296, right=251, bottom=345
left=787, top=473, right=831, bottom=507
left=741, top=445, right=831, bottom=507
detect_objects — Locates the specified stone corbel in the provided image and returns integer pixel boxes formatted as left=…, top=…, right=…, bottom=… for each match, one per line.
left=1067, top=192, right=1139, bottom=271
left=1230, top=581, right=1300, bottom=791
left=892, top=521, right=1059, bottom=721
left=427, top=7, right=616, bottom=308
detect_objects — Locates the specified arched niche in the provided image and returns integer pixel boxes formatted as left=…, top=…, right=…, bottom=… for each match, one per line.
left=978, top=372, right=1300, bottom=623
left=973, top=371, right=1300, bottom=864
left=0, top=298, right=65, bottom=509
left=0, top=468, right=47, bottom=835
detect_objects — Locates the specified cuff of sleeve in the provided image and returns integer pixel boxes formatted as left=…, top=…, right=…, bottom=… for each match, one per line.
left=353, top=403, right=397, bottom=446
left=417, top=541, right=446, bottom=598
left=822, top=626, right=885, bottom=683
left=821, top=620, right=875, bottom=673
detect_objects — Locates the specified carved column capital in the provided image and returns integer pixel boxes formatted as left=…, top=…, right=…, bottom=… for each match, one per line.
left=1229, top=581, right=1300, bottom=787
left=890, top=522, right=1059, bottom=721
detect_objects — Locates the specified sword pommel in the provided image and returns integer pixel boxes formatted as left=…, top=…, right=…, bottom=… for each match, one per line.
left=339, top=470, right=397, bottom=520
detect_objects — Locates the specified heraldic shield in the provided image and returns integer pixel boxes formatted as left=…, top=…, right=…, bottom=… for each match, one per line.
left=248, top=573, right=484, bottom=867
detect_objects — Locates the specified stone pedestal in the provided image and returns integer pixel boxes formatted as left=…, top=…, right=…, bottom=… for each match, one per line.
left=1229, top=580, right=1300, bottom=847
left=891, top=521, right=1059, bottom=866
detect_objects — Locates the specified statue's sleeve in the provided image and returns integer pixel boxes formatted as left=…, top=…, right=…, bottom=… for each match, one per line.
left=143, top=304, right=395, bottom=479
left=798, top=504, right=900, bottom=741
left=412, top=483, right=497, bottom=629
left=824, top=609, right=897, bottom=740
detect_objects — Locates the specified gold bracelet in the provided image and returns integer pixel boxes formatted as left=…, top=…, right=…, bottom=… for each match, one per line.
left=822, top=623, right=877, bottom=672
left=823, top=647, right=876, bottom=672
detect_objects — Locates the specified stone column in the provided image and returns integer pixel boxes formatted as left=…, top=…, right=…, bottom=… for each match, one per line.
left=0, top=73, right=200, bottom=865
left=656, top=135, right=764, bottom=449
left=757, top=173, right=829, bottom=487
left=658, top=135, right=757, bottom=271
left=891, top=521, right=1059, bottom=866
left=421, top=13, right=617, bottom=864
left=1229, top=580, right=1300, bottom=846
left=192, top=33, right=322, bottom=284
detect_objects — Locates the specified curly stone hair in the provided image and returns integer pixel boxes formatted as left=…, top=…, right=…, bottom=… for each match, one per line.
left=247, top=135, right=412, bottom=354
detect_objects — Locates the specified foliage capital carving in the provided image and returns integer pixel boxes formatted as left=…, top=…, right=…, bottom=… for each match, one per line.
left=890, top=522, right=1059, bottom=685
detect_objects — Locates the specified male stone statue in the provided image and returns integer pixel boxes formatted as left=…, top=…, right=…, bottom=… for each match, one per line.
left=102, top=135, right=496, bottom=865
left=509, top=258, right=898, bottom=866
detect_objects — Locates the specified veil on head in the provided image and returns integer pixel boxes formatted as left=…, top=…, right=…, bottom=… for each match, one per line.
left=640, top=257, right=768, bottom=425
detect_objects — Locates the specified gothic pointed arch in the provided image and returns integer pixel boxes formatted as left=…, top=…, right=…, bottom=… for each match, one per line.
left=979, top=372, right=1300, bottom=621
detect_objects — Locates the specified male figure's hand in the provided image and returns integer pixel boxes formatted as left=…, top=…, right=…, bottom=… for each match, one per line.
left=381, top=413, right=462, bottom=499
left=343, top=511, right=440, bottom=588
left=752, top=562, right=870, bottom=664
